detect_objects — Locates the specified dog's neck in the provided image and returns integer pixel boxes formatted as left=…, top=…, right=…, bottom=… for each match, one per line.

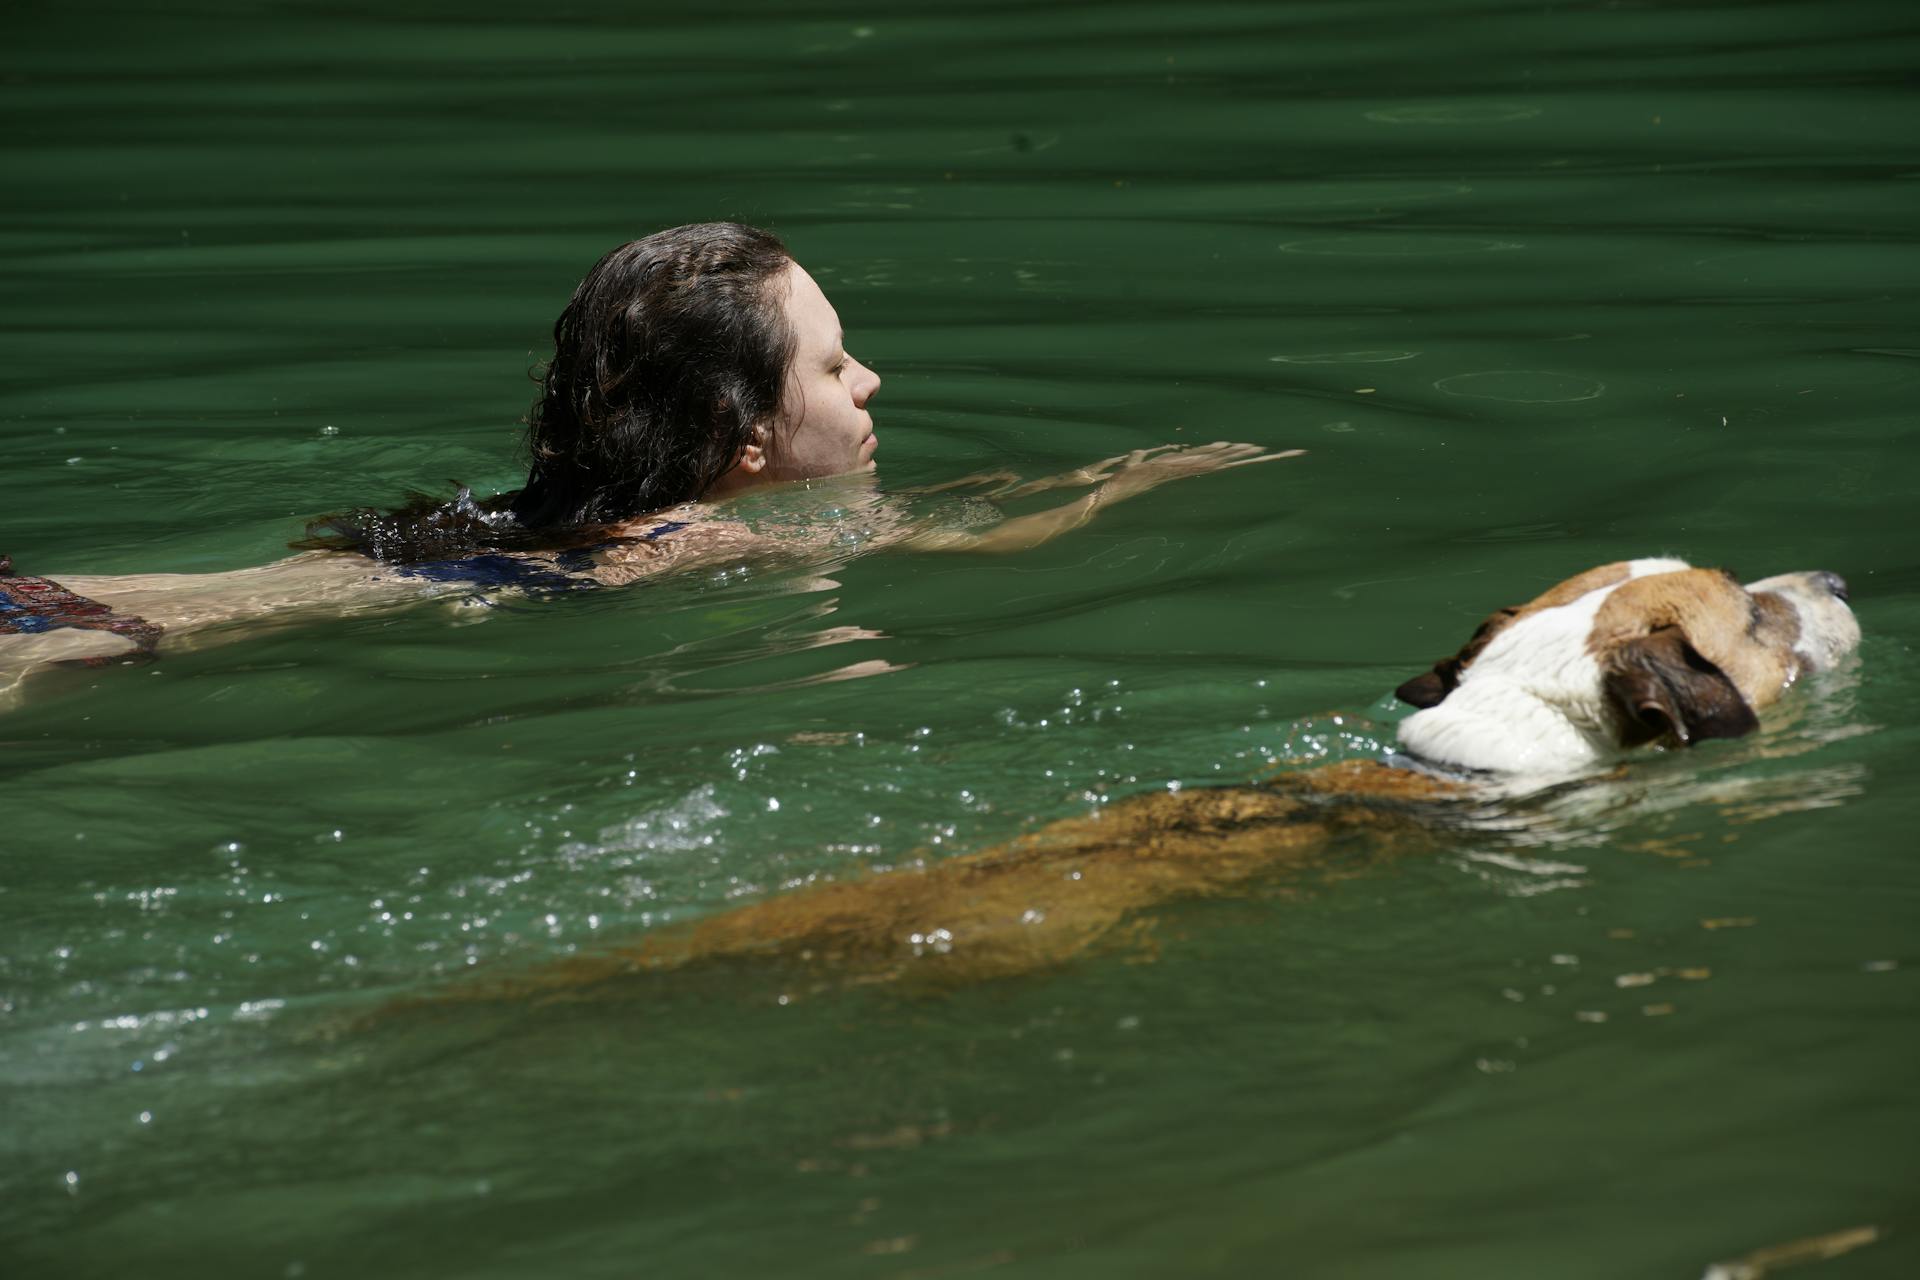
left=1392, top=565, right=1680, bottom=778
left=1395, top=679, right=1615, bottom=776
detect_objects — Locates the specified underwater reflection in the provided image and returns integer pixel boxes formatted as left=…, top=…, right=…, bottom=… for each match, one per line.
left=358, top=662, right=1878, bottom=1021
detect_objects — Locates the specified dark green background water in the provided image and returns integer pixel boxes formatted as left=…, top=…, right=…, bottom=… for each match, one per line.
left=4, top=1, right=1918, bottom=1276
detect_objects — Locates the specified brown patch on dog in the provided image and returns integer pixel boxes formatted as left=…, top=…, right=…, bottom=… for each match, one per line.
left=390, top=760, right=1472, bottom=1011
left=1396, top=560, right=1636, bottom=708
left=1748, top=587, right=1807, bottom=670
left=1587, top=570, right=1801, bottom=747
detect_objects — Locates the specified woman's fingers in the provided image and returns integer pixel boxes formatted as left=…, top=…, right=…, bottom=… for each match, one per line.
left=1218, top=447, right=1307, bottom=467
left=965, top=443, right=1301, bottom=505
left=1093, top=442, right=1305, bottom=499
left=1159, top=443, right=1303, bottom=468
left=1086, top=444, right=1179, bottom=475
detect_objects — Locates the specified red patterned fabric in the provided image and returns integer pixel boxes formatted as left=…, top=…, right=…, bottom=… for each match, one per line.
left=0, top=555, right=164, bottom=666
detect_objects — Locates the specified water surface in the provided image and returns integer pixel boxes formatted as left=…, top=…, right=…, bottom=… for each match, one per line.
left=4, top=1, right=1919, bottom=1276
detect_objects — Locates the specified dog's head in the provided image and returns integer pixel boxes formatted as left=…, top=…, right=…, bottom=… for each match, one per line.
left=1393, top=558, right=1860, bottom=775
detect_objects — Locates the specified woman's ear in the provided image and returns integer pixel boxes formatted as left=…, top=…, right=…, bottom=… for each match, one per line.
left=733, top=440, right=767, bottom=475
left=731, top=420, right=772, bottom=475
left=704, top=424, right=772, bottom=500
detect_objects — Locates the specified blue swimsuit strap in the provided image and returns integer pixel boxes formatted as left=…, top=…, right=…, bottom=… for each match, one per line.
left=395, top=554, right=584, bottom=592
left=393, top=520, right=691, bottom=592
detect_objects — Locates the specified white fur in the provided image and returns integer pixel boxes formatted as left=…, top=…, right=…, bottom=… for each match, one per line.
left=1397, top=558, right=1690, bottom=777
left=1744, top=571, right=1862, bottom=673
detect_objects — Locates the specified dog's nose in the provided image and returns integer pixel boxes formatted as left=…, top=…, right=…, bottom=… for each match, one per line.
left=1817, top=571, right=1850, bottom=603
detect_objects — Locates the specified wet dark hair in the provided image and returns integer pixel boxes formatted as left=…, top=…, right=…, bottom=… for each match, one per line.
left=297, top=221, right=796, bottom=562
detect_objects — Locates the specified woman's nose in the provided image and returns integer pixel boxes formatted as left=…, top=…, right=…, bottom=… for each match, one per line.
left=852, top=358, right=880, bottom=407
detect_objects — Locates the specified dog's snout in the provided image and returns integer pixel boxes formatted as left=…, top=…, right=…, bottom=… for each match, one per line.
left=1818, top=571, right=1850, bottom=603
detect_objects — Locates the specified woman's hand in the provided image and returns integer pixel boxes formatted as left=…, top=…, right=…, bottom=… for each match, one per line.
left=902, top=443, right=1300, bottom=500
left=1089, top=442, right=1303, bottom=503
left=905, top=441, right=1304, bottom=553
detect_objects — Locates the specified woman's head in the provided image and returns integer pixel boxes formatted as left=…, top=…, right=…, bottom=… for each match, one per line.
left=707, top=257, right=883, bottom=497
left=512, top=221, right=799, bottom=528
left=300, top=221, right=880, bottom=561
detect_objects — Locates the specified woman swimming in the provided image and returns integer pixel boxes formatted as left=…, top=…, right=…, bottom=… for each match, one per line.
left=3, top=222, right=1297, bottom=693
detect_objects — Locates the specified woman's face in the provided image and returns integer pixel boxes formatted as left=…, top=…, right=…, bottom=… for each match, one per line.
left=761, top=260, right=882, bottom=482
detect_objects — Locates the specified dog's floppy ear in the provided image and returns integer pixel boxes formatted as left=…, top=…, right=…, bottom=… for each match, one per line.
left=1602, top=626, right=1758, bottom=747
left=1396, top=607, right=1521, bottom=709
left=1395, top=664, right=1455, bottom=709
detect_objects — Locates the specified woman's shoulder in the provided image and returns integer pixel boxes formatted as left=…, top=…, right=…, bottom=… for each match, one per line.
left=589, top=507, right=780, bottom=585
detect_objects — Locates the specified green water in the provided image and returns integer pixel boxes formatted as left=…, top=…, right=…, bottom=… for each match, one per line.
left=5, top=1, right=1919, bottom=1275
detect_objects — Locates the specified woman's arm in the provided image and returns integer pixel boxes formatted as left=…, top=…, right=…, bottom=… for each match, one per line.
left=898, top=444, right=1189, bottom=500
left=2, top=443, right=1299, bottom=703
left=0, top=551, right=422, bottom=704
left=900, top=442, right=1302, bottom=554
